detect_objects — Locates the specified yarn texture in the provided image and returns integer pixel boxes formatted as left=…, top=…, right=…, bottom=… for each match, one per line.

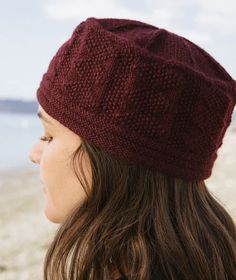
left=37, top=17, right=236, bottom=181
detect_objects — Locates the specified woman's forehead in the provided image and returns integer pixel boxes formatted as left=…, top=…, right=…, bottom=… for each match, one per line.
left=37, top=105, right=56, bottom=126
left=37, top=105, right=77, bottom=136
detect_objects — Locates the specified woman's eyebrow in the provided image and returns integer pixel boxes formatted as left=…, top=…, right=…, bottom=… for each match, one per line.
left=37, top=111, right=53, bottom=125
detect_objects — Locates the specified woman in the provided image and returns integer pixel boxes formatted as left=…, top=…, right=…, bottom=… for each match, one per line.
left=29, top=17, right=236, bottom=280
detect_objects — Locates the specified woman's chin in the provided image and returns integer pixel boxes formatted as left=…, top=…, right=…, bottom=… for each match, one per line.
left=44, top=202, right=62, bottom=224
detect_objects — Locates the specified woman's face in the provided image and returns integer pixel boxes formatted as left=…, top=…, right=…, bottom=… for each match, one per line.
left=28, top=105, right=91, bottom=224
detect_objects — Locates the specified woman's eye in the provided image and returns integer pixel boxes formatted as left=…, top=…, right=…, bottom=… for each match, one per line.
left=39, top=135, right=53, bottom=143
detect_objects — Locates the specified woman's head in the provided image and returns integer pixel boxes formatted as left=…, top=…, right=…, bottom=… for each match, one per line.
left=29, top=104, right=92, bottom=224
left=29, top=17, right=236, bottom=279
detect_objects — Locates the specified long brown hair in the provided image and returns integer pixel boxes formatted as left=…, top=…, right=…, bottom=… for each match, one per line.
left=43, top=138, right=236, bottom=280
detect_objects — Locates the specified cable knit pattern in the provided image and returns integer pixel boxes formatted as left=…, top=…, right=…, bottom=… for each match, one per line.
left=37, top=17, right=236, bottom=181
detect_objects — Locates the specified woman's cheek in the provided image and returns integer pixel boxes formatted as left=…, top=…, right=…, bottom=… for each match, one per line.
left=39, top=145, right=57, bottom=188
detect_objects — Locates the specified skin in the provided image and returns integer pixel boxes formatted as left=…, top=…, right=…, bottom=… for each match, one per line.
left=28, top=105, right=91, bottom=224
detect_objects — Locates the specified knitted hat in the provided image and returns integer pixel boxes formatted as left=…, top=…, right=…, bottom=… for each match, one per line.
left=36, top=17, right=236, bottom=181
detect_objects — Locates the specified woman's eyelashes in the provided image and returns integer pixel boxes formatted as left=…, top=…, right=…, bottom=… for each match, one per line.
left=40, top=135, right=53, bottom=143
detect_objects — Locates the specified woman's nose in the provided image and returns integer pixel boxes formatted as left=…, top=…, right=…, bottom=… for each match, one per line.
left=28, top=143, right=41, bottom=164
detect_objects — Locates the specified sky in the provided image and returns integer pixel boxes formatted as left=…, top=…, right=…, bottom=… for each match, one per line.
left=0, top=0, right=236, bottom=101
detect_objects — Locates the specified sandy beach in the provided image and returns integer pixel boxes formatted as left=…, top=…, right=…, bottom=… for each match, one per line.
left=0, top=126, right=235, bottom=280
left=0, top=168, right=58, bottom=280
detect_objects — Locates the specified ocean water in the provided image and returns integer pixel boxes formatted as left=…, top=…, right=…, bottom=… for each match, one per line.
left=0, top=112, right=42, bottom=173
left=0, top=110, right=235, bottom=174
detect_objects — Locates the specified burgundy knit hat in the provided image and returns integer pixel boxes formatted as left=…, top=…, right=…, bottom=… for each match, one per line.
left=37, top=17, right=236, bottom=181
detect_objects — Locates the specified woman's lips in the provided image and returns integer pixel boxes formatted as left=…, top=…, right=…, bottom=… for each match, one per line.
left=41, top=182, right=46, bottom=192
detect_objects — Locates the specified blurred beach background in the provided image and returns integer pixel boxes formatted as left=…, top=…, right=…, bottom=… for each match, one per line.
left=0, top=0, right=236, bottom=279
